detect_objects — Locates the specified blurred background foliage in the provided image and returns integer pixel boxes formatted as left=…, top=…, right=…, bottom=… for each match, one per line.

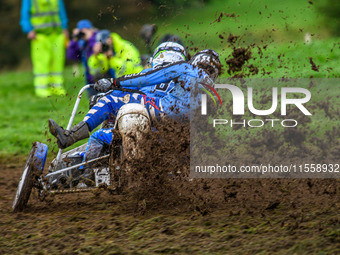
left=0, top=0, right=339, bottom=71
left=314, top=0, right=340, bottom=35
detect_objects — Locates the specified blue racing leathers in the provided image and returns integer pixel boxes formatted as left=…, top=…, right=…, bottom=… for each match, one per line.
left=83, top=61, right=208, bottom=132
left=120, top=67, right=175, bottom=98
left=140, top=81, right=175, bottom=98
left=82, top=128, right=114, bottom=161
left=81, top=62, right=209, bottom=161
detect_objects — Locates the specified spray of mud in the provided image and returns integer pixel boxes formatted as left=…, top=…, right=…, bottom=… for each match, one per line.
left=106, top=16, right=340, bottom=216
left=112, top=119, right=192, bottom=214
left=109, top=114, right=339, bottom=216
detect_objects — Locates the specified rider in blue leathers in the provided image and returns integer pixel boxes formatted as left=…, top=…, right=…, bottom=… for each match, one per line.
left=48, top=49, right=221, bottom=152
left=83, top=61, right=196, bottom=131
left=80, top=42, right=188, bottom=161
left=122, top=41, right=188, bottom=97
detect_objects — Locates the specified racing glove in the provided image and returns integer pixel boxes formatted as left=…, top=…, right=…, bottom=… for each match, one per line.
left=93, top=78, right=121, bottom=93
left=93, top=78, right=113, bottom=92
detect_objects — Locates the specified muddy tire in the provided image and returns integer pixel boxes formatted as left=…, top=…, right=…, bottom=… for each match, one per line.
left=12, top=142, right=48, bottom=213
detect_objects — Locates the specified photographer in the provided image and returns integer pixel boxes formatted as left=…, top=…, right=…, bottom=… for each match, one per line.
left=66, top=20, right=98, bottom=94
left=88, top=30, right=143, bottom=81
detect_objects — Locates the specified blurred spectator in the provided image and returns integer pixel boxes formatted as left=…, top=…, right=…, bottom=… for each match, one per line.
left=67, top=20, right=98, bottom=85
left=88, top=30, right=143, bottom=80
left=20, top=0, right=68, bottom=98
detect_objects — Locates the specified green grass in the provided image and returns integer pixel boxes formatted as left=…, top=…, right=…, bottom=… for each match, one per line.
left=0, top=67, right=90, bottom=157
left=156, top=0, right=329, bottom=47
left=243, top=39, right=340, bottom=78
left=0, top=0, right=339, bottom=157
left=155, top=0, right=340, bottom=78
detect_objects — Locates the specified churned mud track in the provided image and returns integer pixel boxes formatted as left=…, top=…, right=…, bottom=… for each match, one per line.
left=0, top=157, right=339, bottom=254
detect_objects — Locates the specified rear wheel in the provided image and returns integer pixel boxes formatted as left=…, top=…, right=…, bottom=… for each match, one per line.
left=12, top=142, right=48, bottom=212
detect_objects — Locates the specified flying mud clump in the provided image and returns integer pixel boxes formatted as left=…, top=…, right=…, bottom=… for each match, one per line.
left=224, top=34, right=259, bottom=78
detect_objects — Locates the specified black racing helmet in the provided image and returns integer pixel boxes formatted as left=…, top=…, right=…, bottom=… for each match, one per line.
left=190, top=49, right=221, bottom=81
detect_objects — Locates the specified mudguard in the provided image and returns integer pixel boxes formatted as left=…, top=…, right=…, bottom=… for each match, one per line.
left=33, top=142, right=48, bottom=173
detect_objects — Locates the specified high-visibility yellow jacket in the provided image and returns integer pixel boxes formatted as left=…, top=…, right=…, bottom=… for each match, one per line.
left=20, top=0, right=68, bottom=34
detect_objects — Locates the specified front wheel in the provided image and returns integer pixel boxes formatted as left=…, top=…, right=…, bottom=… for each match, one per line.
left=12, top=142, right=48, bottom=212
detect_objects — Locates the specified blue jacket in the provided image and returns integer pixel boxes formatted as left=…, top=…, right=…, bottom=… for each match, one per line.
left=116, top=61, right=208, bottom=106
left=121, top=67, right=174, bottom=98
left=20, top=0, right=68, bottom=33
left=83, top=62, right=209, bottom=131
left=116, top=62, right=206, bottom=88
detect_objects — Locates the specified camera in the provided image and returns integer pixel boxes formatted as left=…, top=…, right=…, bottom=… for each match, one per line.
left=101, top=43, right=110, bottom=53
left=75, top=31, right=85, bottom=40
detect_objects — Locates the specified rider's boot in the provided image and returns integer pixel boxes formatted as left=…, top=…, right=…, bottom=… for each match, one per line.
left=48, top=119, right=90, bottom=149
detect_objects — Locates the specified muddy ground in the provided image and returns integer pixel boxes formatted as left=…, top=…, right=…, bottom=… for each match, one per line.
left=0, top=155, right=339, bottom=255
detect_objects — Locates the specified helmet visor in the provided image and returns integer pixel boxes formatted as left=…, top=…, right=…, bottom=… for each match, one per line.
left=152, top=51, right=186, bottom=69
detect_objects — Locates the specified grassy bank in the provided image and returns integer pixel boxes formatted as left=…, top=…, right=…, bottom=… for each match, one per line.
left=0, top=0, right=339, bottom=157
left=0, top=67, right=89, bottom=157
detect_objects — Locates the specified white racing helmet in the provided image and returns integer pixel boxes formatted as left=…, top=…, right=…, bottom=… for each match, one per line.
left=151, top=42, right=187, bottom=69
left=190, top=49, right=221, bottom=81
left=115, top=103, right=151, bottom=135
